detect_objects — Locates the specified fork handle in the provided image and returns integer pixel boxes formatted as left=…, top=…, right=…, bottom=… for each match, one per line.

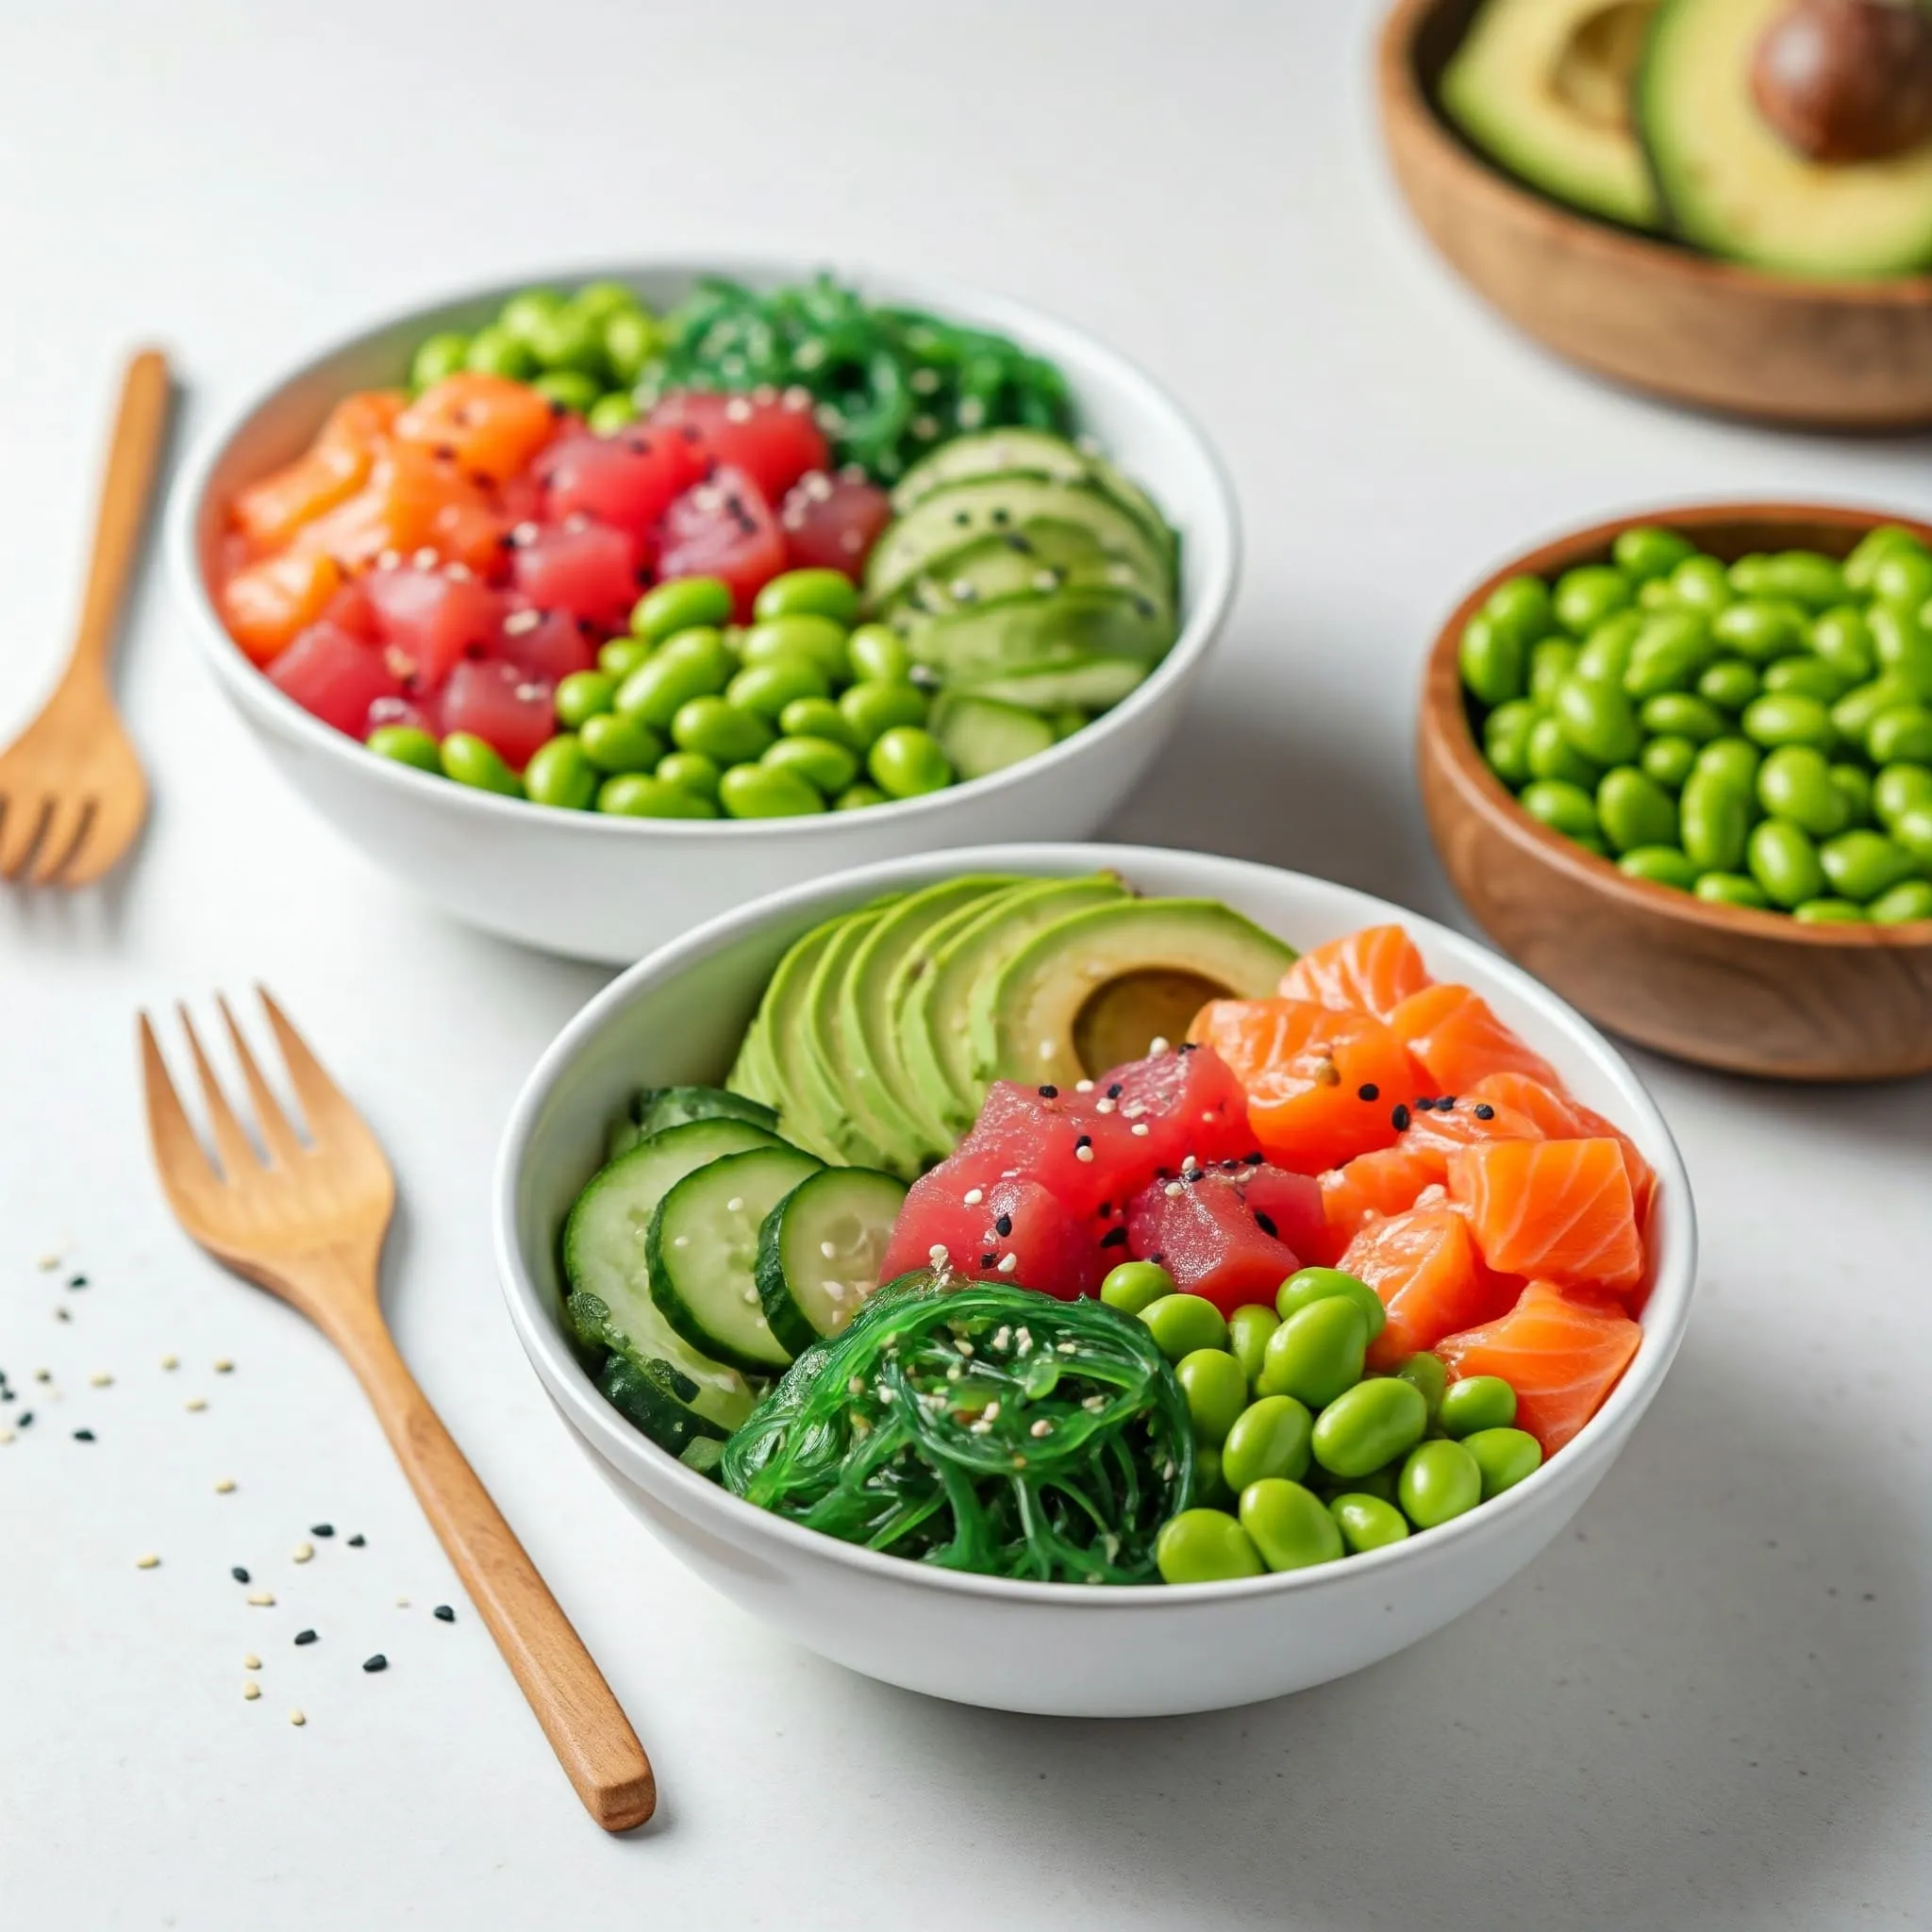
left=329, top=1300, right=658, bottom=1832
left=71, top=349, right=172, bottom=682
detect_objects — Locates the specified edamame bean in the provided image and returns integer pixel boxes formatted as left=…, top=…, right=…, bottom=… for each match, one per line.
left=1895, top=806, right=1932, bottom=869
left=439, top=732, right=523, bottom=796
left=1484, top=700, right=1541, bottom=786
left=497, top=288, right=566, bottom=344
left=717, top=762, right=824, bottom=818
left=1556, top=675, right=1641, bottom=765
left=1844, top=525, right=1924, bottom=591
left=604, top=308, right=660, bottom=386
left=1461, top=612, right=1526, bottom=705
left=1793, top=898, right=1865, bottom=924
left=1621, top=611, right=1712, bottom=697
left=523, top=733, right=597, bottom=810
left=1870, top=606, right=1932, bottom=695
left=1747, top=819, right=1826, bottom=909
left=618, top=629, right=736, bottom=732
left=632, top=576, right=734, bottom=643
left=1819, top=828, right=1917, bottom=902
left=671, top=695, right=773, bottom=765
left=1757, top=551, right=1846, bottom=609
left=1834, top=675, right=1916, bottom=742
left=1101, top=1260, right=1175, bottom=1315
left=1620, top=845, right=1701, bottom=890
left=1763, top=656, right=1850, bottom=704
left=1529, top=639, right=1579, bottom=706
left=1463, top=1427, right=1543, bottom=1500
left=1871, top=546, right=1932, bottom=610
left=1227, top=1305, right=1280, bottom=1386
left=1398, top=1439, right=1483, bottom=1529
left=762, top=734, right=858, bottom=796
left=1220, top=1394, right=1312, bottom=1490
left=599, top=637, right=651, bottom=679
left=1553, top=565, right=1631, bottom=637
left=1638, top=577, right=1677, bottom=610
left=1310, top=1377, right=1428, bottom=1478
left=1641, top=736, right=1699, bottom=791
left=1613, top=525, right=1694, bottom=582
left=1640, top=692, right=1727, bottom=743
left=834, top=783, right=889, bottom=810
left=1743, top=692, right=1835, bottom=753
left=741, top=614, right=850, bottom=681
left=1757, top=744, right=1848, bottom=837
left=464, top=325, right=536, bottom=380
left=1176, top=1349, right=1249, bottom=1446
left=1695, top=871, right=1770, bottom=908
left=1438, top=1375, right=1517, bottom=1439
left=848, top=623, right=912, bottom=686
left=1526, top=716, right=1604, bottom=789
left=526, top=305, right=606, bottom=379
left=754, top=568, right=860, bottom=626
left=1830, top=762, right=1874, bottom=825
left=1727, top=554, right=1772, bottom=596
left=1256, top=1297, right=1368, bottom=1409
left=1875, top=762, right=1932, bottom=826
left=778, top=695, right=860, bottom=749
left=586, top=392, right=638, bottom=436
left=596, top=774, right=715, bottom=817
left=1156, top=1509, right=1265, bottom=1585
left=1680, top=766, right=1751, bottom=873
left=1869, top=705, right=1932, bottom=765
left=1484, top=574, right=1556, bottom=642
left=1395, top=1351, right=1448, bottom=1421
left=1330, top=1493, right=1412, bottom=1554
left=1140, top=1293, right=1228, bottom=1360
left=1670, top=554, right=1735, bottom=613
left=656, top=751, right=722, bottom=800
left=841, top=679, right=929, bottom=746
left=554, top=669, right=618, bottom=729
left=1597, top=767, right=1678, bottom=854
left=1239, top=1478, right=1344, bottom=1572
left=1812, top=607, right=1877, bottom=683
left=1274, top=1266, right=1387, bottom=1342
left=868, top=725, right=953, bottom=798
left=572, top=280, right=641, bottom=325
left=409, top=331, right=471, bottom=391
left=726, top=655, right=830, bottom=719
left=532, top=370, right=601, bottom=415
left=579, top=710, right=667, bottom=774
left=1697, top=659, right=1761, bottom=711
left=1574, top=611, right=1645, bottom=687
left=1694, top=737, right=1762, bottom=792
left=1870, top=880, right=1932, bottom=923
left=1521, top=778, right=1601, bottom=843
left=366, top=724, right=441, bottom=774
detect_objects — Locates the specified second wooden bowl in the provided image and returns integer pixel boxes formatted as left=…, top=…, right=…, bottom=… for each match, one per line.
left=1379, top=0, right=1932, bottom=430
left=1419, top=504, right=1932, bottom=1082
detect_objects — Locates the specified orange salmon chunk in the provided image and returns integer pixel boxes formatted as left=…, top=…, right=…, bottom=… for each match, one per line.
left=394, top=373, right=558, bottom=484
left=1447, top=1137, right=1643, bottom=1294
left=1466, top=1072, right=1657, bottom=1229
left=1278, top=924, right=1433, bottom=1021
left=216, top=549, right=344, bottom=664
left=229, top=390, right=406, bottom=550
left=1389, top=983, right=1560, bottom=1096
left=1341, top=1204, right=1513, bottom=1369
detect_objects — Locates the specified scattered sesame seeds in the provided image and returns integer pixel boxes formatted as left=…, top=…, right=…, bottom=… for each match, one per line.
left=928, top=1242, right=949, bottom=1262
left=1391, top=1104, right=1411, bottom=1132
left=246, top=1592, right=275, bottom=1607
left=1182, top=1154, right=1199, bottom=1172
left=35, top=1252, right=60, bottom=1272
left=1074, top=1079, right=1094, bottom=1093
left=1074, top=1144, right=1094, bottom=1163
left=1029, top=1419, right=1053, bottom=1439
left=160, top=1355, right=178, bottom=1371
left=996, top=1254, right=1019, bottom=1274
left=215, top=1478, right=236, bottom=1494
left=185, top=1397, right=207, bottom=1413
left=1149, top=1037, right=1171, bottom=1055
left=820, top=1241, right=838, bottom=1260
left=962, top=1189, right=985, bottom=1207
left=67, top=1274, right=88, bottom=1291
left=242, top=1681, right=260, bottom=1701
left=289, top=1709, right=306, bottom=1727
left=0, top=1430, right=12, bottom=1445
left=346, top=1535, right=365, bottom=1548
left=1357, top=1083, right=1380, bottom=1102
left=1095, top=1098, right=1117, bottom=1115
left=363, top=1655, right=389, bottom=1674
left=1473, top=1103, right=1495, bottom=1121
left=293, top=1629, right=317, bottom=1646
left=395, top=1596, right=410, bottom=1608
left=434, top=1605, right=455, bottom=1624
left=1130, top=1124, right=1151, bottom=1139
left=135, top=1553, right=159, bottom=1570
left=34, top=1368, right=50, bottom=1382
left=1164, top=1182, right=1184, bottom=1198
left=89, top=1372, right=112, bottom=1388
left=292, top=1542, right=315, bottom=1564
left=243, top=1653, right=260, bottom=1670
left=232, top=1566, right=250, bottom=1584
left=311, top=1524, right=333, bottom=1538
left=72, top=1428, right=94, bottom=1441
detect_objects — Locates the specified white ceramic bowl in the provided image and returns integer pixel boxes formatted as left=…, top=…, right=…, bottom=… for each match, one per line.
left=168, top=259, right=1239, bottom=964
left=494, top=843, right=1696, bottom=1718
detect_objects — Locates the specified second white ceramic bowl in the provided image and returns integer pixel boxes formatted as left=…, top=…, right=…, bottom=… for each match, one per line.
left=170, top=259, right=1238, bottom=963
left=494, top=843, right=1697, bottom=1717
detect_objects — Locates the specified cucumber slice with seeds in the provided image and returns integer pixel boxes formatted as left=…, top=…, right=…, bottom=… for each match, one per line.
left=606, top=1085, right=780, bottom=1162
left=647, top=1144, right=824, bottom=1373
left=930, top=692, right=1057, bottom=781
left=755, top=1167, right=909, bottom=1355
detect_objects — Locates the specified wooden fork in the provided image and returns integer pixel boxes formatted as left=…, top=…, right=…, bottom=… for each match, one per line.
left=0, top=349, right=170, bottom=885
left=138, top=989, right=657, bottom=1832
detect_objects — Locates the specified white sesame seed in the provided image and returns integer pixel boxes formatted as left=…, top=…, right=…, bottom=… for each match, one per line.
left=1016, top=1328, right=1033, bottom=1355
left=1164, top=1182, right=1184, bottom=1198
left=185, top=1397, right=207, bottom=1412
left=983, top=1402, right=1000, bottom=1420
left=1075, top=1144, right=1095, bottom=1162
left=213, top=1358, right=234, bottom=1374
left=1182, top=1154, right=1199, bottom=1172
left=445, top=560, right=474, bottom=583
left=246, top=1591, right=275, bottom=1607
left=159, top=1355, right=178, bottom=1371
left=741, top=1289, right=758, bottom=1305
left=1075, top=1079, right=1095, bottom=1093
left=1161, top=1459, right=1175, bottom=1480
left=820, top=1241, right=838, bottom=1260
left=1149, top=1036, right=1171, bottom=1054
left=411, top=546, right=439, bottom=570
left=949, top=577, right=977, bottom=601
left=289, top=1709, right=306, bottom=1727
left=1057, top=1341, right=1078, bottom=1355
left=848, top=1376, right=865, bottom=1397
left=135, top=1553, right=159, bottom=1570
left=970, top=1419, right=992, bottom=1435
left=90, top=1372, right=112, bottom=1387
left=929, top=1242, right=950, bottom=1260
left=35, top=1252, right=60, bottom=1272
left=1131, top=1124, right=1151, bottom=1138
left=1083, top=1394, right=1107, bottom=1412
left=803, top=470, right=834, bottom=502
left=725, top=1197, right=744, bottom=1213
left=0, top=1430, right=12, bottom=1445
left=242, top=1682, right=260, bottom=1701
left=396, top=1597, right=410, bottom=1608
left=962, top=1190, right=984, bottom=1207
left=673, top=1235, right=691, bottom=1249
left=1095, top=1098, right=1117, bottom=1114
left=511, top=521, right=539, bottom=545
left=1040, top=1041, right=1056, bottom=1061
left=376, top=547, right=402, bottom=571
left=724, top=396, right=754, bottom=423
left=214, top=1478, right=236, bottom=1494
left=997, top=1254, right=1018, bottom=1274
left=293, top=1542, right=314, bottom=1564
left=503, top=608, right=542, bottom=635
left=1030, top=1419, right=1052, bottom=1439
left=243, top=1653, right=260, bottom=1670
left=956, top=1340, right=974, bottom=1357
left=947, top=1365, right=963, bottom=1382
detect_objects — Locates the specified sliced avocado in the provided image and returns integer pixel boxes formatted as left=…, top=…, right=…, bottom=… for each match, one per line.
left=929, top=694, right=1058, bottom=781
left=738, top=919, right=847, bottom=1162
left=889, top=521, right=1164, bottom=621
left=952, top=655, right=1152, bottom=712
left=975, top=899, right=1296, bottom=1091
left=840, top=874, right=1024, bottom=1172
left=893, top=586, right=1175, bottom=683
left=866, top=475, right=1172, bottom=611
left=900, top=874, right=1131, bottom=1137
left=1442, top=0, right=1663, bottom=230
left=798, top=901, right=904, bottom=1172
left=1640, top=0, right=1932, bottom=276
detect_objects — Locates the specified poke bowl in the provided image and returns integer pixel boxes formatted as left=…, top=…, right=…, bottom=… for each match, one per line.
left=169, top=259, right=1239, bottom=964
left=493, top=843, right=1696, bottom=1718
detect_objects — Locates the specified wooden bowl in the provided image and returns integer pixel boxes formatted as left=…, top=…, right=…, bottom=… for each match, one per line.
left=1419, top=504, right=1932, bottom=1081
left=1379, top=0, right=1932, bottom=430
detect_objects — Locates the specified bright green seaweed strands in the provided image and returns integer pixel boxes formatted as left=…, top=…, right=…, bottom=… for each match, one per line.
left=721, top=1271, right=1194, bottom=1584
left=654, top=275, right=1074, bottom=483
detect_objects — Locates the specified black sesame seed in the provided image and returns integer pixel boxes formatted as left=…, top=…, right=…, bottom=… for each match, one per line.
left=1100, top=1228, right=1128, bottom=1249
left=1074, top=1134, right=1092, bottom=1150
left=1391, top=1104, right=1411, bottom=1132
left=1357, top=1084, right=1379, bottom=1103
left=1244, top=1152, right=1266, bottom=1166
left=1180, top=1041, right=1199, bottom=1054
left=1414, top=1096, right=1437, bottom=1111
left=1, top=1390, right=12, bottom=1402
left=1097, top=1202, right=1113, bottom=1218
left=293, top=1629, right=318, bottom=1646
left=1107, top=1084, right=1124, bottom=1099
left=17, top=1411, right=31, bottom=1426
left=67, top=1274, right=88, bottom=1290
left=73, top=1427, right=94, bottom=1441
left=346, top=1534, right=366, bottom=1548
left=980, top=1253, right=998, bottom=1268
left=1255, top=1211, right=1279, bottom=1239
left=232, top=1567, right=250, bottom=1584
left=1038, top=1084, right=1058, bottom=1099
left=363, top=1655, right=389, bottom=1674
left=311, top=1524, right=334, bottom=1538
left=994, top=1214, right=1013, bottom=1237
left=433, top=1605, right=456, bottom=1624
left=1473, top=1104, right=1495, bottom=1121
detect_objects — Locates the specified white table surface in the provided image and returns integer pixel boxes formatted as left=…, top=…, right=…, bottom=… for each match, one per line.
left=3, top=2, right=1929, bottom=1924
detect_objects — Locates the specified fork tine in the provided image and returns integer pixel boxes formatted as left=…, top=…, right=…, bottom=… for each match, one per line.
left=256, top=987, right=376, bottom=1152
left=0, top=795, right=50, bottom=881
left=138, top=1012, right=222, bottom=1205
left=28, top=800, right=90, bottom=887
left=177, top=1004, right=264, bottom=1179
left=216, top=994, right=304, bottom=1165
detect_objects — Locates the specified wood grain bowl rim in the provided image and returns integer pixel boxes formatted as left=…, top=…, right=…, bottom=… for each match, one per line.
left=1422, top=500, right=1932, bottom=950
left=1378, top=0, right=1932, bottom=315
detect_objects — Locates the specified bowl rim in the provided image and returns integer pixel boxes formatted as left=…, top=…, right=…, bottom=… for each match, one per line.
left=493, top=841, right=1699, bottom=1609
left=1422, top=498, right=1932, bottom=947
left=166, top=253, right=1241, bottom=841
left=1378, top=0, right=1932, bottom=310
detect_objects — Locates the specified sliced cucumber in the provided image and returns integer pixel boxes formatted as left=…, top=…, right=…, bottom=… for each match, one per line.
left=606, top=1085, right=780, bottom=1162
left=575, top=1291, right=754, bottom=1457
left=755, top=1166, right=909, bottom=1354
left=955, top=655, right=1151, bottom=712
left=930, top=692, right=1057, bottom=782
left=647, top=1144, right=824, bottom=1373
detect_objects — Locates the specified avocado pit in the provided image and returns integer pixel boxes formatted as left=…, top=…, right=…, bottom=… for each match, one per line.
left=1072, top=968, right=1231, bottom=1077
left=1751, top=0, right=1932, bottom=163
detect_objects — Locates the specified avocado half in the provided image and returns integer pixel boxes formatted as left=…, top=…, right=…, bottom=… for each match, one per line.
left=1640, top=0, right=1932, bottom=278
left=1441, top=0, right=1664, bottom=229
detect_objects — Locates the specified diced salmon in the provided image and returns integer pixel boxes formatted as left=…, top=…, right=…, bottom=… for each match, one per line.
left=1188, top=997, right=1424, bottom=1175
left=1341, top=1206, right=1513, bottom=1370
left=1389, top=983, right=1560, bottom=1096
left=229, top=391, right=405, bottom=549
left=393, top=373, right=558, bottom=484
left=1319, top=1145, right=1438, bottom=1255
left=1446, top=1138, right=1642, bottom=1295
left=217, top=549, right=344, bottom=665
left=289, top=445, right=459, bottom=574
left=1437, top=1279, right=1641, bottom=1454
left=1466, top=1072, right=1657, bottom=1230
left=1279, top=924, right=1433, bottom=1021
